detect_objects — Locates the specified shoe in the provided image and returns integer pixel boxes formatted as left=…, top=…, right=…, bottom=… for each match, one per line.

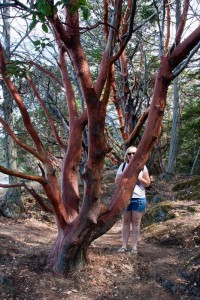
left=131, top=248, right=138, bottom=255
left=118, top=246, right=127, bottom=253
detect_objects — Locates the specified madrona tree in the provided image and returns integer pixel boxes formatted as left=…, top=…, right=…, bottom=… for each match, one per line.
left=0, top=0, right=199, bottom=275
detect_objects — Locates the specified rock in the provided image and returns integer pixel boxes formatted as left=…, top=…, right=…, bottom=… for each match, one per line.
left=152, top=194, right=163, bottom=203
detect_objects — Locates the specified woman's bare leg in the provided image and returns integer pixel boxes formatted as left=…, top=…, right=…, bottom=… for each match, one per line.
left=121, top=211, right=131, bottom=249
left=131, top=211, right=143, bottom=250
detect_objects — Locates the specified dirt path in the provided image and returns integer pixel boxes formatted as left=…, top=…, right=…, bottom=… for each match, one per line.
left=1, top=215, right=199, bottom=300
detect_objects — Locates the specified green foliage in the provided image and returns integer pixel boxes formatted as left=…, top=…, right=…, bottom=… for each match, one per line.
left=155, top=67, right=200, bottom=176
left=29, top=6, right=50, bottom=33
left=187, top=206, right=197, bottom=212
left=139, top=4, right=156, bottom=24
left=173, top=177, right=200, bottom=191
left=32, top=38, right=53, bottom=51
left=177, top=96, right=200, bottom=174
left=143, top=201, right=176, bottom=228
left=35, top=0, right=53, bottom=16
left=63, top=0, right=92, bottom=20
left=6, top=60, right=32, bottom=79
left=172, top=177, right=200, bottom=200
left=29, top=0, right=92, bottom=33
left=29, top=0, right=54, bottom=32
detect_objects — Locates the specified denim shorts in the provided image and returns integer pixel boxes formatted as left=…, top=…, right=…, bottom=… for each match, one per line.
left=126, top=198, right=146, bottom=212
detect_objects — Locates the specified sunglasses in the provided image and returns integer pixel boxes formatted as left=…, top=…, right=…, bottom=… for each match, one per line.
left=127, top=152, right=136, bottom=156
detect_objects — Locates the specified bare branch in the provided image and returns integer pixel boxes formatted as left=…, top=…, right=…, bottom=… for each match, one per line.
left=165, top=0, right=171, bottom=51
left=123, top=0, right=137, bottom=46
left=0, top=42, right=46, bottom=155
left=0, top=116, right=44, bottom=161
left=11, top=28, right=32, bottom=56
left=170, top=0, right=190, bottom=53
left=153, top=0, right=163, bottom=56
left=0, top=0, right=31, bottom=11
left=28, top=61, right=64, bottom=87
left=172, top=40, right=200, bottom=78
left=27, top=75, right=66, bottom=149
left=124, top=107, right=150, bottom=149
left=0, top=165, right=46, bottom=184
left=24, top=184, right=53, bottom=213
left=169, top=25, right=200, bottom=74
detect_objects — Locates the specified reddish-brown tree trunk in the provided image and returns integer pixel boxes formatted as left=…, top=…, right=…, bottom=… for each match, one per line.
left=46, top=24, right=200, bottom=273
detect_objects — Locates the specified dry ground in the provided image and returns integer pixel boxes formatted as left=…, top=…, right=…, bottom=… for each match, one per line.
left=0, top=176, right=200, bottom=300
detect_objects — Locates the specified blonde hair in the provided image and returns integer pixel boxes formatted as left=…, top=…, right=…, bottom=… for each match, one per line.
left=124, top=146, right=137, bottom=163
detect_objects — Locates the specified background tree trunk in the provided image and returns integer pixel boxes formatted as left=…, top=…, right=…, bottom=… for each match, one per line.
left=165, top=0, right=181, bottom=178
left=166, top=76, right=180, bottom=176
left=1, top=0, right=24, bottom=218
left=190, top=147, right=200, bottom=175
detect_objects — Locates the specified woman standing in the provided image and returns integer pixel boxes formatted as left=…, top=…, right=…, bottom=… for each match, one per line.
left=115, top=146, right=150, bottom=254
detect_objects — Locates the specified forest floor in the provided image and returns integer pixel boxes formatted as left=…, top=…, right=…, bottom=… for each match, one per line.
left=0, top=172, right=200, bottom=300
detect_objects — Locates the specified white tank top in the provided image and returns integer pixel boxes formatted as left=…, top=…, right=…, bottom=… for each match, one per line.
left=116, top=163, right=148, bottom=198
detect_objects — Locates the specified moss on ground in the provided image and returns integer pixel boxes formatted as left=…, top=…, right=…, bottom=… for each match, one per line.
left=143, top=201, right=176, bottom=227
left=172, top=176, right=200, bottom=200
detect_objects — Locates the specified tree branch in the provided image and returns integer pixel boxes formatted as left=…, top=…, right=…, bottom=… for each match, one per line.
left=24, top=184, right=53, bottom=213
left=124, top=106, right=150, bottom=149
left=56, top=34, right=78, bottom=127
left=165, top=0, right=171, bottom=51
left=0, top=183, right=23, bottom=188
left=0, top=116, right=44, bottom=161
left=170, top=0, right=189, bottom=52
left=168, top=25, right=200, bottom=75
left=26, top=75, right=66, bottom=150
left=27, top=61, right=64, bottom=87
left=153, top=0, right=164, bottom=56
left=0, top=42, right=46, bottom=156
left=102, top=0, right=137, bottom=107
left=0, top=0, right=30, bottom=11
left=0, top=165, right=46, bottom=184
left=172, top=40, right=200, bottom=78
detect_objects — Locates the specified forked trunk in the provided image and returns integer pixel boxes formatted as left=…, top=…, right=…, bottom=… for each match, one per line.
left=46, top=194, right=119, bottom=276
left=47, top=232, right=88, bottom=274
left=46, top=219, right=104, bottom=275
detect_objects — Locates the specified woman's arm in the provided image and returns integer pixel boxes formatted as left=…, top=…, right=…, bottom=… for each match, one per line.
left=138, top=170, right=151, bottom=187
left=116, top=164, right=151, bottom=187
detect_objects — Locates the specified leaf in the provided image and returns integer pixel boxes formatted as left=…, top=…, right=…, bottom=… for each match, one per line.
left=36, top=0, right=45, bottom=11
left=81, top=6, right=90, bottom=20
left=32, top=12, right=37, bottom=21
left=80, top=0, right=92, bottom=9
left=38, top=13, right=45, bottom=22
left=41, top=4, right=52, bottom=16
left=33, top=40, right=40, bottom=46
left=42, top=23, right=48, bottom=33
left=29, top=21, right=37, bottom=31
